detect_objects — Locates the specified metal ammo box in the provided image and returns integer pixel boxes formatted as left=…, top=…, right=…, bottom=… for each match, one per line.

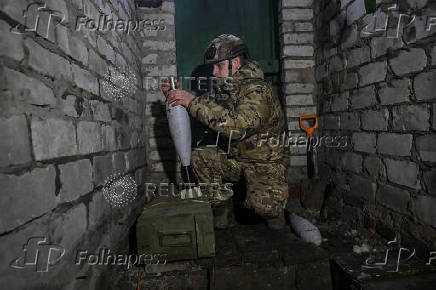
left=136, top=197, right=215, bottom=261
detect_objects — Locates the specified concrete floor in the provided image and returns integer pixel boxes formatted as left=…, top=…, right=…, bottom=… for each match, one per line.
left=110, top=207, right=436, bottom=290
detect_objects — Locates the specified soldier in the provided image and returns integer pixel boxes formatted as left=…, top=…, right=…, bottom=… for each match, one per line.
left=162, top=34, right=289, bottom=230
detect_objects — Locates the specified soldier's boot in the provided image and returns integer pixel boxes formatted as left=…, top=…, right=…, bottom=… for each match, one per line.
left=213, top=201, right=232, bottom=229
left=265, top=210, right=286, bottom=230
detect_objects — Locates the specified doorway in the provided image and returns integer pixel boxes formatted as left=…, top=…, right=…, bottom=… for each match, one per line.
left=174, top=0, right=281, bottom=99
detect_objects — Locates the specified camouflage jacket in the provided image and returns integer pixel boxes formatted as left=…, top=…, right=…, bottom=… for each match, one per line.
left=187, top=60, right=288, bottom=164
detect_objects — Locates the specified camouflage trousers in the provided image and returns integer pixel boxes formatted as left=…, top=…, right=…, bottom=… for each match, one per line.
left=192, top=147, right=289, bottom=218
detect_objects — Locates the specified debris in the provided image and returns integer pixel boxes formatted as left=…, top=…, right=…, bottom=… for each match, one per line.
left=353, top=243, right=371, bottom=254
left=353, top=245, right=362, bottom=254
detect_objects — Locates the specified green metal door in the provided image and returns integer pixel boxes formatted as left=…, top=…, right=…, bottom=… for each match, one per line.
left=174, top=0, right=281, bottom=99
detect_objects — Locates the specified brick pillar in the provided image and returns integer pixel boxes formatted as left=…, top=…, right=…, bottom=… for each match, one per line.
left=137, top=0, right=180, bottom=185
left=278, top=0, right=316, bottom=182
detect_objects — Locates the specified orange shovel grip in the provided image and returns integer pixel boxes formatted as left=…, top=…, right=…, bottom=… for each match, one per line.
left=299, top=114, right=318, bottom=138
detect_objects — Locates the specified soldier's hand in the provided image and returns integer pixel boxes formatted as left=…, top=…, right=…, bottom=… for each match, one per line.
left=167, top=89, right=195, bottom=107
left=161, top=78, right=180, bottom=97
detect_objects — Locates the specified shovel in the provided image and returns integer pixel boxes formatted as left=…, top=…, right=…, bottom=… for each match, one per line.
left=299, top=114, right=318, bottom=179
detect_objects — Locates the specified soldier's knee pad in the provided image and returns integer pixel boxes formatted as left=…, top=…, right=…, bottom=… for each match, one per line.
left=245, top=187, right=288, bottom=218
left=253, top=202, right=283, bottom=218
left=244, top=195, right=283, bottom=218
left=192, top=148, right=222, bottom=169
left=191, top=149, right=210, bottom=170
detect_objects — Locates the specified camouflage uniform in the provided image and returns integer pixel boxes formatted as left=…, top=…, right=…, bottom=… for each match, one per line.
left=187, top=35, right=289, bottom=218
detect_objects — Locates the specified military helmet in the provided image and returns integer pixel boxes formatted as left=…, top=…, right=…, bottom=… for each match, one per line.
left=204, top=34, right=250, bottom=65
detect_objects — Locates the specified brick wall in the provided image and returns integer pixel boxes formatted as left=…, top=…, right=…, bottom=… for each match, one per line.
left=314, top=0, right=436, bottom=253
left=279, top=0, right=317, bottom=182
left=0, top=0, right=147, bottom=288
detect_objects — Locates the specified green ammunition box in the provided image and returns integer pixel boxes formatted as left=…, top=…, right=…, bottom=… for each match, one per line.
left=136, top=198, right=215, bottom=261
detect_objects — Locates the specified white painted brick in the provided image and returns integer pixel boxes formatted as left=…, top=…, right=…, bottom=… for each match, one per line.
left=283, top=45, right=314, bottom=57
left=285, top=83, right=315, bottom=94
left=283, top=33, right=314, bottom=44
left=143, top=40, right=175, bottom=50
left=282, top=9, right=313, bottom=21
left=295, top=22, right=313, bottom=31
left=284, top=59, right=315, bottom=69
left=286, top=106, right=317, bottom=117
left=286, top=94, right=314, bottom=105
left=282, top=0, right=313, bottom=7
left=143, top=65, right=177, bottom=77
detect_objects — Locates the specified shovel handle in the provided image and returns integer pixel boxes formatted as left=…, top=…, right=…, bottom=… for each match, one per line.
left=299, top=114, right=318, bottom=138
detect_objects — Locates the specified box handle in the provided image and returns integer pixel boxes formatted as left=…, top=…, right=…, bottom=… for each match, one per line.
left=158, top=231, right=193, bottom=247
